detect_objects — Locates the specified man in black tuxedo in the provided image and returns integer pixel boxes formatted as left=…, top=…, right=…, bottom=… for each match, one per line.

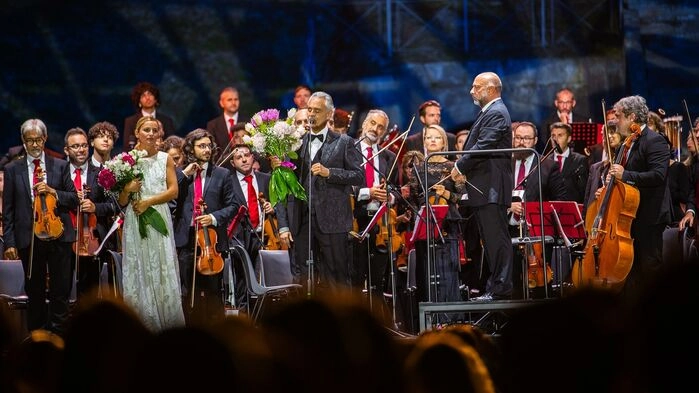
left=450, top=72, right=513, bottom=301
left=350, top=109, right=398, bottom=298
left=404, top=100, right=457, bottom=155
left=173, top=129, right=240, bottom=325
left=538, top=88, right=591, bottom=154
left=122, top=81, right=176, bottom=152
left=277, top=91, right=364, bottom=295
left=509, top=122, right=569, bottom=298
left=549, top=122, right=589, bottom=203
left=3, top=119, right=78, bottom=334
left=64, top=127, right=120, bottom=300
left=607, top=95, right=671, bottom=301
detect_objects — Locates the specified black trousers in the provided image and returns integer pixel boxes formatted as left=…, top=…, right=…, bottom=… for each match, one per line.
left=292, top=211, right=353, bottom=294
left=474, top=203, right=513, bottom=297
left=18, top=239, right=73, bottom=334
left=177, top=229, right=225, bottom=326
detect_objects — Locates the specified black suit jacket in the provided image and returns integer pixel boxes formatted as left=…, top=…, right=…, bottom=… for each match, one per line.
left=352, top=144, right=398, bottom=225
left=229, top=170, right=287, bottom=237
left=538, top=111, right=592, bottom=154
left=122, top=112, right=176, bottom=152
left=515, top=157, right=569, bottom=203
left=3, top=155, right=78, bottom=249
left=553, top=150, right=589, bottom=203
left=455, top=99, right=513, bottom=207
left=84, top=162, right=121, bottom=250
left=620, top=126, right=671, bottom=227
left=173, top=165, right=240, bottom=251
left=281, top=130, right=364, bottom=235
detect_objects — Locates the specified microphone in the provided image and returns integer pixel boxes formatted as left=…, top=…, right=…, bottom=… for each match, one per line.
left=354, top=134, right=369, bottom=146
left=551, top=138, right=563, bottom=154
left=227, top=205, right=248, bottom=238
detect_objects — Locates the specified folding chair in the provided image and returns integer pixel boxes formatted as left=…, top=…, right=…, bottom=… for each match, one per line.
left=229, top=245, right=302, bottom=323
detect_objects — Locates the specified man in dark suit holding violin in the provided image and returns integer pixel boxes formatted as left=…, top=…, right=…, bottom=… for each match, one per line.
left=173, top=129, right=241, bottom=326
left=451, top=72, right=514, bottom=301
left=509, top=121, right=569, bottom=298
left=605, top=95, right=671, bottom=301
left=3, top=119, right=78, bottom=334
left=350, top=109, right=400, bottom=300
left=64, top=127, right=120, bottom=301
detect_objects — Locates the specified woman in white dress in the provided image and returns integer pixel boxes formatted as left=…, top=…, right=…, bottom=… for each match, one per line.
left=119, top=116, right=185, bottom=331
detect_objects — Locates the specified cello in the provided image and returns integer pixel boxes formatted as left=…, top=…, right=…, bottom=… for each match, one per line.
left=572, top=123, right=642, bottom=292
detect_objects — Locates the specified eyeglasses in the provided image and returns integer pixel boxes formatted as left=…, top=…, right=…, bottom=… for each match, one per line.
left=68, top=143, right=89, bottom=150
left=24, top=138, right=45, bottom=145
left=513, top=136, right=535, bottom=142
left=195, top=143, right=213, bottom=150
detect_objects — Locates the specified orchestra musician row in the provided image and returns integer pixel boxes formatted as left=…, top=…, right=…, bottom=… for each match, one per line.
left=0, top=87, right=684, bottom=332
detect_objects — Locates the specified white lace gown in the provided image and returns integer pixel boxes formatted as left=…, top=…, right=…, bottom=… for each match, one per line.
left=122, top=151, right=185, bottom=331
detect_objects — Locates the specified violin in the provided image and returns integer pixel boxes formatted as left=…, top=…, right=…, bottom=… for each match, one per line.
left=195, top=199, right=224, bottom=275
left=73, top=186, right=100, bottom=257
left=33, top=167, right=64, bottom=240
left=259, top=192, right=287, bottom=251
left=375, top=206, right=404, bottom=255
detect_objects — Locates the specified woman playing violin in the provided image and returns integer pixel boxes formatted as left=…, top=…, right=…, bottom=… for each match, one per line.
left=406, top=125, right=465, bottom=309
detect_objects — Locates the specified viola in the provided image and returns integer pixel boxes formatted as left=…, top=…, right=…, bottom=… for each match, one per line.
left=73, top=186, right=100, bottom=257
left=33, top=167, right=64, bottom=240
left=258, top=192, right=287, bottom=251
left=195, top=199, right=224, bottom=275
left=572, top=123, right=642, bottom=292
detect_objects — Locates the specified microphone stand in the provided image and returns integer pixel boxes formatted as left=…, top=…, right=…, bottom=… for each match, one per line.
left=305, top=134, right=315, bottom=298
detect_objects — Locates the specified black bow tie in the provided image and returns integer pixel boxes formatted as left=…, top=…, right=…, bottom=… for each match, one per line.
left=311, top=133, right=324, bottom=143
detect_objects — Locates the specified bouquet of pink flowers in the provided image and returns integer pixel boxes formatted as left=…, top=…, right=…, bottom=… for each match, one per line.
left=97, top=150, right=168, bottom=239
left=244, top=108, right=307, bottom=206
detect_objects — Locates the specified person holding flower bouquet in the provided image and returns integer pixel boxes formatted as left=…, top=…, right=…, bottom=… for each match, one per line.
left=114, top=116, right=185, bottom=331
left=273, top=92, right=365, bottom=294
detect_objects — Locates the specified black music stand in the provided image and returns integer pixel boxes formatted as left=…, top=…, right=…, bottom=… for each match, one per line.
left=526, top=201, right=585, bottom=295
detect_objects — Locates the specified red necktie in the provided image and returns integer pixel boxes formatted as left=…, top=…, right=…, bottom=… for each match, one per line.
left=365, top=146, right=375, bottom=188
left=244, top=175, right=259, bottom=229
left=193, top=168, right=203, bottom=222
left=228, top=118, right=235, bottom=141
left=32, top=159, right=41, bottom=186
left=557, top=155, right=563, bottom=172
left=71, top=167, right=82, bottom=226
left=515, top=160, right=526, bottom=190
left=514, top=160, right=526, bottom=221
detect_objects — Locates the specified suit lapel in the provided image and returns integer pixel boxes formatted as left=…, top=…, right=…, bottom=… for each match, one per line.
left=320, top=131, right=339, bottom=165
